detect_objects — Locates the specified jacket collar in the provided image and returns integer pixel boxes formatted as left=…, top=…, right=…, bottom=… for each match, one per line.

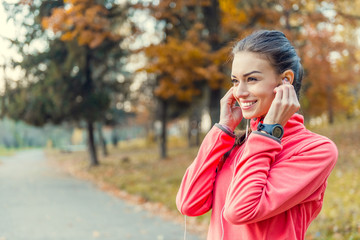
left=250, top=113, right=305, bottom=139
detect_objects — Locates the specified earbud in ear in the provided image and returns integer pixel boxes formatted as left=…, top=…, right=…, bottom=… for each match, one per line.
left=282, top=77, right=289, bottom=83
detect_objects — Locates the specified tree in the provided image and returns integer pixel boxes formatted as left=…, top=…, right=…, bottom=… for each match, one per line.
left=3, top=0, right=133, bottom=166
left=137, top=0, right=229, bottom=158
left=142, top=0, right=360, bottom=131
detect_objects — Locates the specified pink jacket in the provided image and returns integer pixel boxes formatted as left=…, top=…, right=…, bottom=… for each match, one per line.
left=176, top=114, right=337, bottom=240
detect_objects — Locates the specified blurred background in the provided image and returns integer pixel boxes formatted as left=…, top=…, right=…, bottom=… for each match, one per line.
left=0, top=0, right=359, bottom=239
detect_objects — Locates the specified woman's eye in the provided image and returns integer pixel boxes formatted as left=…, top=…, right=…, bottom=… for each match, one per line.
left=247, top=77, right=257, bottom=82
left=231, top=79, right=239, bottom=85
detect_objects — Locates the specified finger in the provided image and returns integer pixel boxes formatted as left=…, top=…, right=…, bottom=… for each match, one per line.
left=221, top=87, right=235, bottom=105
left=232, top=106, right=243, bottom=120
left=289, top=86, right=300, bottom=110
left=274, top=86, right=283, bottom=101
left=223, top=87, right=234, bottom=99
left=282, top=85, right=290, bottom=104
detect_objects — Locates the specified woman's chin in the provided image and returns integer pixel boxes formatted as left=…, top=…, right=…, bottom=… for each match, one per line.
left=242, top=113, right=257, bottom=120
left=242, top=110, right=263, bottom=120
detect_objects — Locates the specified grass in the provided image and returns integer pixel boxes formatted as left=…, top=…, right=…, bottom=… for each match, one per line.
left=47, top=118, right=360, bottom=239
left=0, top=147, right=17, bottom=156
left=306, top=119, right=360, bottom=239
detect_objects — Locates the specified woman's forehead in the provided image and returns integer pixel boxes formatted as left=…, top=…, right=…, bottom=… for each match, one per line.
left=231, top=52, right=274, bottom=76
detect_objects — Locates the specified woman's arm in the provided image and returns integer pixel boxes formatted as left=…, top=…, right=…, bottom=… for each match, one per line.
left=176, top=125, right=235, bottom=216
left=223, top=132, right=337, bottom=224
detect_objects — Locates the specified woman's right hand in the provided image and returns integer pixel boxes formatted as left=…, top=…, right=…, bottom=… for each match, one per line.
left=219, top=87, right=243, bottom=131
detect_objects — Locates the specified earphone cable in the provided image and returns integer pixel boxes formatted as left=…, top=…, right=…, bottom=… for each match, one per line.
left=184, top=215, right=187, bottom=240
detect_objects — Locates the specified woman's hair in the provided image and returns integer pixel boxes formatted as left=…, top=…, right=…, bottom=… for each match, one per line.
left=232, top=30, right=303, bottom=99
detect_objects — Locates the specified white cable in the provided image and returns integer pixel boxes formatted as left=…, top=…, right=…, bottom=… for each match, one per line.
left=245, top=118, right=249, bottom=139
left=184, top=215, right=187, bottom=240
left=222, top=119, right=251, bottom=240
left=221, top=120, right=250, bottom=240
left=220, top=207, right=225, bottom=240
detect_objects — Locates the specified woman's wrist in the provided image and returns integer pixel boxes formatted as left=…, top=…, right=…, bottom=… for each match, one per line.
left=215, top=123, right=236, bottom=138
left=220, top=124, right=234, bottom=133
left=218, top=121, right=235, bottom=132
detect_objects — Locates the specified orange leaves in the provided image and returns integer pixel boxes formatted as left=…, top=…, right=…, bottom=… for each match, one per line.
left=42, top=0, right=117, bottom=49
left=42, top=8, right=67, bottom=33
left=77, top=30, right=93, bottom=45
left=142, top=22, right=228, bottom=102
left=195, top=64, right=226, bottom=89
left=60, top=31, right=75, bottom=41
left=143, top=37, right=206, bottom=101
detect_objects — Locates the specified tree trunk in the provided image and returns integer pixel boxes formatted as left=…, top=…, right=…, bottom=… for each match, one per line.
left=203, top=0, right=221, bottom=51
left=195, top=117, right=201, bottom=147
left=209, top=88, right=221, bottom=126
left=187, top=117, right=192, bottom=148
left=83, top=47, right=100, bottom=165
left=159, top=99, right=168, bottom=159
left=188, top=107, right=202, bottom=147
left=1, top=63, right=7, bottom=119
left=87, top=120, right=99, bottom=166
left=97, top=122, right=108, bottom=157
left=327, top=86, right=334, bottom=124
left=203, top=0, right=222, bottom=127
left=111, top=128, right=119, bottom=147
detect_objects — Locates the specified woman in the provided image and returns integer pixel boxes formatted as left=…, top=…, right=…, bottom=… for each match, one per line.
left=176, top=30, right=338, bottom=240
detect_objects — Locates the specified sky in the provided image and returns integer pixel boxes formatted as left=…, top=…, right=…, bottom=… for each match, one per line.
left=0, top=1, right=23, bottom=93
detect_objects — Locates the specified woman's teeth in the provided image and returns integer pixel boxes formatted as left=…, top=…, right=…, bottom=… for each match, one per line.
left=242, top=101, right=256, bottom=107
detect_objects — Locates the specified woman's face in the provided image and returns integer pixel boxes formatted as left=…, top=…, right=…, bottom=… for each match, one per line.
left=231, top=51, right=281, bottom=119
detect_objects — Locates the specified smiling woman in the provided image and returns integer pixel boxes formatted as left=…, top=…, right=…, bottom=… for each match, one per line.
left=176, top=30, right=338, bottom=240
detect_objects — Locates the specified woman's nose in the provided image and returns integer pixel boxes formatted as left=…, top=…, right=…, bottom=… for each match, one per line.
left=233, top=83, right=249, bottom=99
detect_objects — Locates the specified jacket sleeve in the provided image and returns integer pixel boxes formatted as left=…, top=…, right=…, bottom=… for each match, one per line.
left=223, top=131, right=338, bottom=224
left=176, top=125, right=235, bottom=216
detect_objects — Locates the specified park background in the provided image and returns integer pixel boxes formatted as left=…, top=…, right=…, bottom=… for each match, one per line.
left=0, top=0, right=359, bottom=239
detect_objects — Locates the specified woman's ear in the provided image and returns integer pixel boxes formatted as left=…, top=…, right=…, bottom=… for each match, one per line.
left=281, top=70, right=295, bottom=84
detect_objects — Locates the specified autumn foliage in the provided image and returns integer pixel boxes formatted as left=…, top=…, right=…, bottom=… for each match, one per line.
left=141, top=23, right=228, bottom=102
left=140, top=0, right=360, bottom=123
left=42, top=0, right=120, bottom=48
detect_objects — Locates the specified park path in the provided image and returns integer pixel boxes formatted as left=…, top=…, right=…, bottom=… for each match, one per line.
left=0, top=149, right=201, bottom=240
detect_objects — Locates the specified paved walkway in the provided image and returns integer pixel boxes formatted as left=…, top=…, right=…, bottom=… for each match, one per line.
left=0, top=150, right=201, bottom=240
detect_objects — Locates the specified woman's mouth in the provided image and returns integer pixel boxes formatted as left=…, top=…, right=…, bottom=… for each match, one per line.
left=241, top=100, right=257, bottom=110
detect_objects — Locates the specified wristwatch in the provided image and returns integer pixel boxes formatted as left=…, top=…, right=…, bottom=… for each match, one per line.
left=257, top=122, right=284, bottom=140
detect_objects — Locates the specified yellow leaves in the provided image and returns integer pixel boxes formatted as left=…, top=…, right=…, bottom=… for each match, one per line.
left=220, top=0, right=248, bottom=32
left=41, top=17, right=49, bottom=29
left=335, top=84, right=360, bottom=115
left=304, top=0, right=317, bottom=12
left=60, top=32, right=73, bottom=41
left=42, top=0, right=117, bottom=49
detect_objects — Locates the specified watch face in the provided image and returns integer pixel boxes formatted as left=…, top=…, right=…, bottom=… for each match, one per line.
left=273, top=126, right=283, bottom=138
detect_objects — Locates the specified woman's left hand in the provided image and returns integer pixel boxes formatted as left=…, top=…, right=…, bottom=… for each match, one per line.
left=263, top=80, right=300, bottom=126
